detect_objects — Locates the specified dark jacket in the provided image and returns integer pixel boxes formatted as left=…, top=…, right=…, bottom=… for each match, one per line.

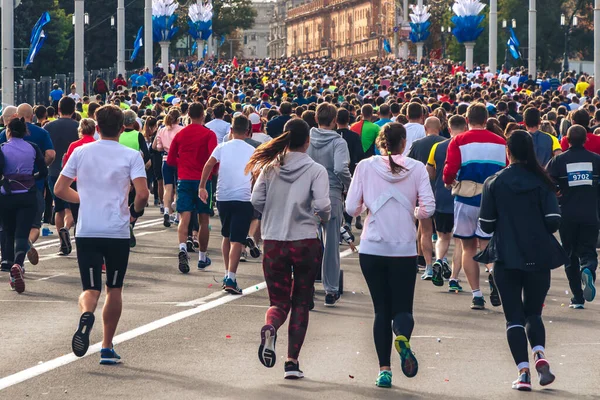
left=337, top=128, right=365, bottom=175
left=475, top=163, right=568, bottom=271
left=266, top=115, right=292, bottom=139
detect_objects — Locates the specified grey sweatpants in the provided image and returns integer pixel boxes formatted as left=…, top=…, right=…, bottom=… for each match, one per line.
left=322, top=195, right=343, bottom=294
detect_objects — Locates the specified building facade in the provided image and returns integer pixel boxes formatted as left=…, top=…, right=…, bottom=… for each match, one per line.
left=286, top=0, right=396, bottom=59
left=241, top=1, right=275, bottom=59
left=268, top=0, right=304, bottom=58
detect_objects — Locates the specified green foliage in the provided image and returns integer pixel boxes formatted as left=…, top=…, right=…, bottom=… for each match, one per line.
left=212, top=0, right=257, bottom=37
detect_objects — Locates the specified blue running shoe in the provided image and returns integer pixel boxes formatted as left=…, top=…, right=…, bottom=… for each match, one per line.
left=224, top=277, right=242, bottom=295
left=394, top=335, right=418, bottom=378
left=582, top=268, right=596, bottom=302
left=376, top=370, right=392, bottom=388
left=448, top=280, right=463, bottom=292
left=197, top=256, right=212, bottom=271
left=99, top=347, right=122, bottom=365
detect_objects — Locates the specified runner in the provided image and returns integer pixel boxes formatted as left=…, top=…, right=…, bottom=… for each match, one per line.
left=249, top=118, right=330, bottom=379
left=153, top=109, right=183, bottom=227
left=523, top=107, right=561, bottom=165
left=547, top=125, right=600, bottom=308
left=199, top=115, right=255, bottom=294
left=0, top=117, right=48, bottom=293
left=350, top=104, right=380, bottom=157
left=346, top=122, right=434, bottom=388
left=307, top=103, right=351, bottom=307
left=402, top=103, right=426, bottom=157
left=443, top=103, right=507, bottom=310
left=166, top=103, right=216, bottom=273
left=45, top=97, right=80, bottom=256
left=426, top=115, right=467, bottom=290
left=477, top=130, right=567, bottom=391
left=55, top=104, right=148, bottom=364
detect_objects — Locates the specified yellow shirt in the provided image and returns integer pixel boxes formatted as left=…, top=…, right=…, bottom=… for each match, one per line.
left=542, top=131, right=561, bottom=152
left=576, top=81, right=590, bottom=96
left=427, top=142, right=439, bottom=167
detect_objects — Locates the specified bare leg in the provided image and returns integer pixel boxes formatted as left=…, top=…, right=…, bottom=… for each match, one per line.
left=420, top=218, right=434, bottom=266
left=451, top=238, right=463, bottom=280
left=79, top=290, right=101, bottom=314
left=178, top=211, right=191, bottom=245
left=222, top=238, right=231, bottom=271
left=101, top=287, right=123, bottom=349
left=228, top=242, right=243, bottom=274
left=460, top=238, right=480, bottom=293
left=435, top=232, right=452, bottom=261
left=198, top=213, right=209, bottom=253
left=164, top=184, right=173, bottom=214
left=29, top=228, right=40, bottom=245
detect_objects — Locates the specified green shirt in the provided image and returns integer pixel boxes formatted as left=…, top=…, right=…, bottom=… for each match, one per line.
left=119, top=129, right=140, bottom=151
left=352, top=120, right=380, bottom=153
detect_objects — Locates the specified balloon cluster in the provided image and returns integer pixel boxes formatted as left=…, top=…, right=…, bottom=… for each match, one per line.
left=152, top=0, right=179, bottom=42
left=451, top=0, right=485, bottom=43
left=409, top=5, right=431, bottom=43
left=189, top=0, right=213, bottom=41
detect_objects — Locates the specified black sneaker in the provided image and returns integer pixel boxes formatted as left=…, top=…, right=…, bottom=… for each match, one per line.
left=471, top=296, right=486, bottom=310
left=247, top=237, right=261, bottom=259
left=186, top=237, right=195, bottom=253
left=355, top=216, right=363, bottom=230
left=192, top=238, right=199, bottom=250
left=178, top=250, right=190, bottom=274
left=324, top=292, right=340, bottom=307
left=431, top=261, right=444, bottom=287
left=59, top=228, right=72, bottom=255
left=0, top=261, right=11, bottom=272
left=441, top=259, right=452, bottom=280
left=489, top=273, right=502, bottom=307
left=284, top=361, right=304, bottom=379
left=72, top=312, right=95, bottom=357
left=163, top=213, right=171, bottom=228
left=129, top=225, right=136, bottom=248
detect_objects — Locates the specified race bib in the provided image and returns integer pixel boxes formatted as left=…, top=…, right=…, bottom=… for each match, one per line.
left=566, top=162, right=593, bottom=187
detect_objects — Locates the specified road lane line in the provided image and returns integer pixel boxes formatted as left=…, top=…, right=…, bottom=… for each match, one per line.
left=36, top=274, right=66, bottom=281
left=0, top=242, right=359, bottom=391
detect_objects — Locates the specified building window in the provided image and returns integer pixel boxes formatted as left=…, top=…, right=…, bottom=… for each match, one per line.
left=251, top=34, right=257, bottom=41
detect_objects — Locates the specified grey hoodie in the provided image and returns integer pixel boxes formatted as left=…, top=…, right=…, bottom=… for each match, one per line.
left=307, top=127, right=352, bottom=199
left=251, top=152, right=331, bottom=241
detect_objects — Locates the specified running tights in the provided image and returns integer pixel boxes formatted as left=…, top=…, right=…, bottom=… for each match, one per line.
left=0, top=192, right=37, bottom=266
left=360, top=254, right=417, bottom=367
left=263, top=239, right=322, bottom=360
left=493, top=265, right=550, bottom=368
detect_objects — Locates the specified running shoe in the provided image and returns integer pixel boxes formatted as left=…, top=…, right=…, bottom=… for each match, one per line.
left=420, top=267, right=433, bottom=280
left=355, top=216, right=363, bottom=230
left=171, top=214, right=180, bottom=225
left=99, top=347, right=122, bottom=365
left=448, top=280, right=463, bottom=292
left=26, top=241, right=39, bottom=265
left=240, top=250, right=247, bottom=262
left=394, top=335, right=418, bottom=378
left=471, top=296, right=486, bottom=310
left=197, top=256, right=212, bottom=271
left=247, top=237, right=261, bottom=259
left=284, top=361, right=304, bottom=379
left=192, top=237, right=199, bottom=250
left=581, top=268, right=596, bottom=302
left=431, top=261, right=444, bottom=287
left=163, top=213, right=171, bottom=228
left=489, top=273, right=502, bottom=307
left=512, top=371, right=532, bottom=391
left=186, top=237, right=195, bottom=253
left=9, top=264, right=25, bottom=293
left=569, top=298, right=585, bottom=309
left=535, top=356, right=555, bottom=386
left=441, top=259, right=452, bottom=280
left=178, top=250, right=190, bottom=274
left=58, top=228, right=72, bottom=255
left=258, top=324, right=277, bottom=368
left=224, top=277, right=243, bottom=295
left=160, top=204, right=164, bottom=214
left=375, top=370, right=392, bottom=388
left=72, top=312, right=95, bottom=357
left=1, top=260, right=11, bottom=272
left=129, top=225, right=136, bottom=248
left=325, top=292, right=340, bottom=307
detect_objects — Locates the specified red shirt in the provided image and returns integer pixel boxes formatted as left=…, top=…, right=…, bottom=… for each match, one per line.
left=560, top=133, right=600, bottom=154
left=63, top=135, right=96, bottom=167
left=166, top=124, right=217, bottom=181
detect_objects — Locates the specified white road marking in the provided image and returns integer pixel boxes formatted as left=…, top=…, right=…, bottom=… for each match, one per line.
left=36, top=274, right=66, bottom=281
left=176, top=290, right=227, bottom=307
left=0, top=300, right=66, bottom=303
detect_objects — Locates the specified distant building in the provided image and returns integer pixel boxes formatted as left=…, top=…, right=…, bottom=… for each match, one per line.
left=240, top=1, right=275, bottom=59
left=268, top=0, right=303, bottom=58
left=286, top=0, right=395, bottom=59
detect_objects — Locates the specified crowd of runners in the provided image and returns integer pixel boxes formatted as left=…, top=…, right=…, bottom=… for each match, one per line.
left=0, top=56, right=599, bottom=391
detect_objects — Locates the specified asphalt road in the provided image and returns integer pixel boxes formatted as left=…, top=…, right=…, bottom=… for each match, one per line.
left=0, top=207, right=598, bottom=400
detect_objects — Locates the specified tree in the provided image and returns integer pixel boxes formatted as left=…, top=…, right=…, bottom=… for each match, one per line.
left=212, top=0, right=257, bottom=37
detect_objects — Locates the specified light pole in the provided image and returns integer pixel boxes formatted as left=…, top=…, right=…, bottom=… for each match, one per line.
left=1, top=0, right=15, bottom=107
left=528, top=0, right=536, bottom=77
left=117, top=0, right=126, bottom=76
left=502, top=18, right=516, bottom=71
left=145, top=0, right=153, bottom=71
left=561, top=13, right=578, bottom=73
left=595, top=0, right=600, bottom=93
left=441, top=26, right=451, bottom=60
left=489, top=0, right=498, bottom=73
left=73, top=3, right=88, bottom=96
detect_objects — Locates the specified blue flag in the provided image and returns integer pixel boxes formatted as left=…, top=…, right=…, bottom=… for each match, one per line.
left=25, top=12, right=51, bottom=67
left=130, top=27, right=144, bottom=62
left=192, top=40, right=197, bottom=54
left=507, top=27, right=521, bottom=60
left=383, top=39, right=392, bottom=54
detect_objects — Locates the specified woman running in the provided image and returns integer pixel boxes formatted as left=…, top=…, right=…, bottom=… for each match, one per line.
left=345, top=122, right=434, bottom=388
left=249, top=119, right=331, bottom=379
left=0, top=117, right=48, bottom=293
left=154, top=109, right=183, bottom=227
left=477, top=130, right=568, bottom=391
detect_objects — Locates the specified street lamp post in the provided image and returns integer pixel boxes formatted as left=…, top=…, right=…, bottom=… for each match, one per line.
left=117, top=0, right=126, bottom=76
left=145, top=0, right=153, bottom=71
left=502, top=18, right=516, bottom=71
left=441, top=26, right=451, bottom=60
left=1, top=0, right=15, bottom=107
left=73, top=2, right=88, bottom=96
left=561, top=13, right=578, bottom=73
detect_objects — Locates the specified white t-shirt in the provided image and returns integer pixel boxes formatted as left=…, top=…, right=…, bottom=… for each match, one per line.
left=211, top=139, right=255, bottom=202
left=68, top=93, right=81, bottom=102
left=252, top=132, right=272, bottom=143
left=403, top=122, right=426, bottom=157
left=61, top=140, right=146, bottom=239
left=205, top=119, right=231, bottom=144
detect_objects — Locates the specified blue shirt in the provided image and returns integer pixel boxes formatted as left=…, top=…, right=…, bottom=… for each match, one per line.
left=143, top=72, right=153, bottom=85
left=0, top=123, right=53, bottom=190
left=136, top=75, right=147, bottom=87
left=375, top=118, right=393, bottom=127
left=50, top=89, right=63, bottom=101
left=130, top=74, right=140, bottom=86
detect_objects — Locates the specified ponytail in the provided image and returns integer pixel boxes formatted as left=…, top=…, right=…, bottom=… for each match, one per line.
left=376, top=122, right=407, bottom=174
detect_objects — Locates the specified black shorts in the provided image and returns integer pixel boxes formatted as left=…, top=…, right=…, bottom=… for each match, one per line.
left=76, top=237, right=130, bottom=291
left=216, top=201, right=254, bottom=243
left=434, top=212, right=454, bottom=234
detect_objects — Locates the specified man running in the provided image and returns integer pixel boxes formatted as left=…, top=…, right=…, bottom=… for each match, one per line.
left=547, top=125, right=600, bottom=309
left=199, top=115, right=255, bottom=294
left=443, top=103, right=507, bottom=310
left=166, top=103, right=217, bottom=273
left=523, top=107, right=561, bottom=165
left=55, top=105, right=148, bottom=364
left=45, top=97, right=80, bottom=255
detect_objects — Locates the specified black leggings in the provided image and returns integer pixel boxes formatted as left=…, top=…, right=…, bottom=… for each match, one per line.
left=0, top=192, right=37, bottom=266
left=360, top=254, right=417, bottom=367
left=493, top=265, right=550, bottom=367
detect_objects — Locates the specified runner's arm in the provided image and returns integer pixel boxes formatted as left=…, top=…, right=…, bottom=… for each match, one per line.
left=199, top=156, right=218, bottom=203
left=426, top=143, right=438, bottom=181
left=345, top=162, right=365, bottom=218
left=442, top=136, right=460, bottom=185
left=55, top=149, right=80, bottom=204
left=251, top=170, right=267, bottom=214
left=415, top=164, right=435, bottom=220
left=132, top=177, right=149, bottom=214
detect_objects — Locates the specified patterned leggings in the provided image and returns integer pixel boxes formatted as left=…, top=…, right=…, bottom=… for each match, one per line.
left=263, top=239, right=322, bottom=360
